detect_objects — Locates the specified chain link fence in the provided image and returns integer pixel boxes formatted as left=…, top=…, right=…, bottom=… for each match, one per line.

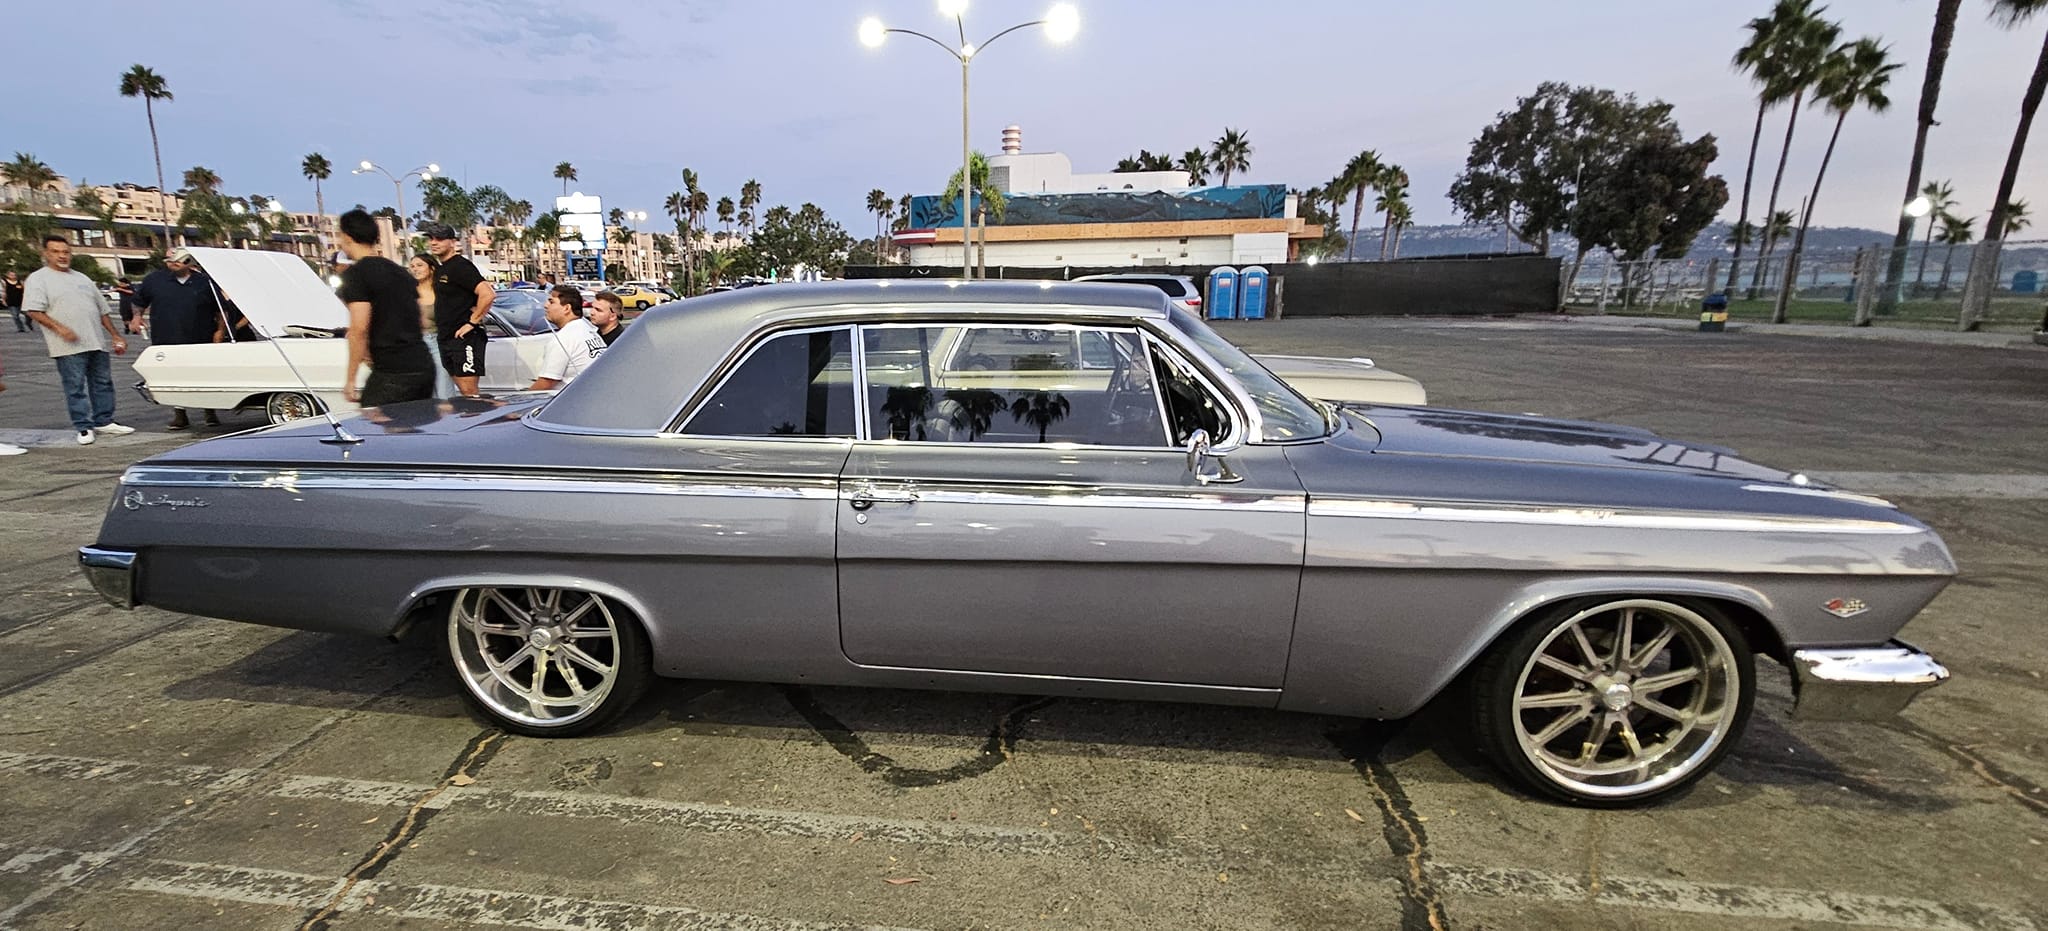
left=1562, top=240, right=2048, bottom=331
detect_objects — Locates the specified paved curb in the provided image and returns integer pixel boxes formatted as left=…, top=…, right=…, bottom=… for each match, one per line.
left=1553, top=312, right=2043, bottom=348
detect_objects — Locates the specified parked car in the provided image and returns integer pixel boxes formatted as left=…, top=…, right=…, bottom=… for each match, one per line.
left=81, top=280, right=1952, bottom=806
left=130, top=248, right=563, bottom=424
left=1071, top=273, right=1423, bottom=404
left=607, top=285, right=663, bottom=314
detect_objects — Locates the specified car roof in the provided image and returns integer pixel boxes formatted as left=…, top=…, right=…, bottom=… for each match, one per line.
left=538, top=280, right=1173, bottom=432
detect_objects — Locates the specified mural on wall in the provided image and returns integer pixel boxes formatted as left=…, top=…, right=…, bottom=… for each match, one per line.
left=908, top=185, right=1288, bottom=229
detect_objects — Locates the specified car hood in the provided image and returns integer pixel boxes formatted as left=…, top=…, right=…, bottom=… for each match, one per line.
left=187, top=247, right=347, bottom=334
left=1345, top=405, right=1805, bottom=483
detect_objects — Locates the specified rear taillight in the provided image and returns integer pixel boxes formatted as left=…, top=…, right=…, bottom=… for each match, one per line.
left=1187, top=295, right=1202, bottom=306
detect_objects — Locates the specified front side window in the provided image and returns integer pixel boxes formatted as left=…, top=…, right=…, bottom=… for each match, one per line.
left=862, top=325, right=1167, bottom=446
left=1166, top=307, right=1328, bottom=441
left=683, top=328, right=855, bottom=437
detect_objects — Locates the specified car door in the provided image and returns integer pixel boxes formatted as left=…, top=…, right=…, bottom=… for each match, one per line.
left=835, top=322, right=1307, bottom=688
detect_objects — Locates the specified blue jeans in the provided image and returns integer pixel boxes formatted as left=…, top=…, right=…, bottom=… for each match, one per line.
left=7, top=304, right=23, bottom=332
left=54, top=351, right=116, bottom=432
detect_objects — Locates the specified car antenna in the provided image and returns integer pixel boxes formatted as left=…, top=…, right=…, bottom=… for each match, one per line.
left=203, top=273, right=360, bottom=445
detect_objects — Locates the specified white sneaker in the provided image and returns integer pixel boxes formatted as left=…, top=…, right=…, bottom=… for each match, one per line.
left=95, top=422, right=136, bottom=436
left=77, top=430, right=95, bottom=446
left=0, top=442, right=25, bottom=456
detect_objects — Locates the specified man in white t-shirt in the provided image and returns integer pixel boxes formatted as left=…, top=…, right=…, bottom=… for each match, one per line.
left=22, top=235, right=135, bottom=444
left=527, top=284, right=606, bottom=390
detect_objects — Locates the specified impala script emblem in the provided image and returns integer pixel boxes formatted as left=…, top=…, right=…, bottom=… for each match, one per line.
left=1822, top=597, right=1869, bottom=619
left=122, top=490, right=209, bottom=511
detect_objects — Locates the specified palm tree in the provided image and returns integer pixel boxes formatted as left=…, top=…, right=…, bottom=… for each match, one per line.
left=1934, top=213, right=1975, bottom=298
left=118, top=64, right=174, bottom=249
left=181, top=166, right=222, bottom=195
left=943, top=152, right=1006, bottom=278
left=1, top=153, right=60, bottom=201
left=1730, top=1, right=1836, bottom=295
left=1876, top=0, right=1962, bottom=315
left=2001, top=197, right=2032, bottom=236
left=553, top=162, right=577, bottom=195
left=1759, top=209, right=1796, bottom=287
left=1961, top=0, right=2048, bottom=329
left=1774, top=36, right=1899, bottom=323
left=72, top=185, right=119, bottom=246
left=1726, top=220, right=1758, bottom=251
left=1008, top=391, right=1071, bottom=443
left=1744, top=3, right=1841, bottom=299
left=300, top=153, right=332, bottom=247
left=1178, top=148, right=1210, bottom=185
left=1374, top=167, right=1409, bottom=261
left=608, top=207, right=625, bottom=228
left=1338, top=150, right=1384, bottom=262
left=739, top=179, right=762, bottom=235
left=1913, top=178, right=1958, bottom=289
left=508, top=199, right=533, bottom=227
left=1385, top=198, right=1415, bottom=260
left=716, top=195, right=735, bottom=236
left=865, top=188, right=890, bottom=258
left=1210, top=128, right=1252, bottom=187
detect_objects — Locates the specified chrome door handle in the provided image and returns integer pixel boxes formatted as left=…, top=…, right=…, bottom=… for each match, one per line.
left=848, top=484, right=920, bottom=510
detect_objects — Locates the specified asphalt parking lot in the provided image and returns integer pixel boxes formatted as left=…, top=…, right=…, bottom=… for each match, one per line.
left=1, top=316, right=2044, bottom=930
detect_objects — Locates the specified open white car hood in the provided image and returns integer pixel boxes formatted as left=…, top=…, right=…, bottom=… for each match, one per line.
left=186, top=247, right=347, bottom=335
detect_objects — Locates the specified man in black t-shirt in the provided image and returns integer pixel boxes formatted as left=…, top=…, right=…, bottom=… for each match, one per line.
left=336, top=210, right=436, bottom=407
left=424, top=222, right=495, bottom=397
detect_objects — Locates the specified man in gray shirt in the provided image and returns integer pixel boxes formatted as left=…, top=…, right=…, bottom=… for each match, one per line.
left=23, top=235, right=135, bottom=445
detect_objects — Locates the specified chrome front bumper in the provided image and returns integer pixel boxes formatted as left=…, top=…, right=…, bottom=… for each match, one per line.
left=1790, top=640, right=1948, bottom=721
left=78, top=547, right=138, bottom=609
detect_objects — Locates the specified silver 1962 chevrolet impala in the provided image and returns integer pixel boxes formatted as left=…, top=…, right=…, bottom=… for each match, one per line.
left=79, top=281, right=1951, bottom=806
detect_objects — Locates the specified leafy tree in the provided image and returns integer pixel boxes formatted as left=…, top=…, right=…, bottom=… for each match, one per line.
left=70, top=252, right=116, bottom=286
left=1114, top=156, right=1142, bottom=173
left=180, top=165, right=221, bottom=195
left=1210, top=128, right=1252, bottom=186
left=507, top=199, right=533, bottom=226
left=1961, top=0, right=2048, bottom=329
left=750, top=203, right=851, bottom=278
left=417, top=176, right=477, bottom=230
left=73, top=185, right=119, bottom=245
left=1875, top=0, right=1961, bottom=314
left=1113, top=150, right=1174, bottom=172
left=1775, top=36, right=1899, bottom=323
left=1574, top=133, right=1730, bottom=305
left=2, top=153, right=60, bottom=194
left=118, top=65, right=174, bottom=249
left=1450, top=82, right=1682, bottom=264
left=177, top=191, right=238, bottom=246
left=470, top=185, right=513, bottom=226
left=553, top=161, right=577, bottom=195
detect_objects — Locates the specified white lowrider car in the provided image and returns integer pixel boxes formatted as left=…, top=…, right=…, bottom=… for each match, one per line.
left=132, top=248, right=563, bottom=424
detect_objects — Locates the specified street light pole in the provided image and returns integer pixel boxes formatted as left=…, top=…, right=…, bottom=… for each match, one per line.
left=352, top=159, right=440, bottom=246
left=860, top=3, right=1079, bottom=281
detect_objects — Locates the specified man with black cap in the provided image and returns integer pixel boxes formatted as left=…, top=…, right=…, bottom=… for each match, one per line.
left=423, top=223, right=494, bottom=397
left=132, top=249, right=224, bottom=429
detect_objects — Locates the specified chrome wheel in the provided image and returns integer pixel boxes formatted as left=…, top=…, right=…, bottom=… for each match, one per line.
left=447, top=587, right=637, bottom=733
left=265, top=391, right=321, bottom=424
left=1477, top=598, right=1753, bottom=805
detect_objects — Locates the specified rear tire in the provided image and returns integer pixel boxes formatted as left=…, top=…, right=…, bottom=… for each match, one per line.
left=265, top=391, right=322, bottom=425
left=1470, top=597, right=1754, bottom=807
left=443, top=586, right=652, bottom=737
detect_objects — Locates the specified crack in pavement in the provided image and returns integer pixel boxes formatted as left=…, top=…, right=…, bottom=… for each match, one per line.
left=1328, top=724, right=1450, bottom=931
left=780, top=685, right=1056, bottom=788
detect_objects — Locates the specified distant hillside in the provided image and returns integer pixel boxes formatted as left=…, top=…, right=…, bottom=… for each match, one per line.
left=1367, top=222, right=1898, bottom=261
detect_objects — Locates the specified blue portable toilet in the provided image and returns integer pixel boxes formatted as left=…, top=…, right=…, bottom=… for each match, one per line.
left=2014, top=270, right=2040, bottom=294
left=1205, top=266, right=1238, bottom=320
left=1238, top=266, right=1270, bottom=320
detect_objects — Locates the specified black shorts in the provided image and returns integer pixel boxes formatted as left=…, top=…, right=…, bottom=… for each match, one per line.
left=438, top=331, right=487, bottom=378
left=360, top=369, right=436, bottom=408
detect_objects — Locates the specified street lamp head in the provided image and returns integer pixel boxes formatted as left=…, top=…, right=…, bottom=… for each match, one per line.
left=230, top=201, right=246, bottom=215
left=959, top=42, right=975, bottom=58
left=1305, top=253, right=1320, bottom=266
left=858, top=16, right=887, bottom=47
left=426, top=163, right=441, bottom=174
left=1904, top=195, right=1933, bottom=218
left=937, top=0, right=968, bottom=17
left=1043, top=3, right=1079, bottom=42
left=358, top=160, right=375, bottom=171
left=420, top=172, right=435, bottom=182
left=266, top=199, right=286, bottom=213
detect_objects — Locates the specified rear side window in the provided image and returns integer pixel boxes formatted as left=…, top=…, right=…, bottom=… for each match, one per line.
left=683, top=328, right=855, bottom=437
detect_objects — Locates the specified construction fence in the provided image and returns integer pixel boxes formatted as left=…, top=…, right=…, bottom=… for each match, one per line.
left=1563, top=240, right=2048, bottom=330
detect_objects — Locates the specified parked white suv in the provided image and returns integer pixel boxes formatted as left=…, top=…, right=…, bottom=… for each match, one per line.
left=1073, top=273, right=1204, bottom=315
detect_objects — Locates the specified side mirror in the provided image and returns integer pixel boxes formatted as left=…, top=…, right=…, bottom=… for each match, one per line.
left=1184, top=429, right=1241, bottom=485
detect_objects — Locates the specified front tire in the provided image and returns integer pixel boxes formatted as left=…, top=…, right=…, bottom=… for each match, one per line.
left=1470, top=597, right=1754, bottom=807
left=444, top=586, right=652, bottom=737
left=265, top=391, right=323, bottom=425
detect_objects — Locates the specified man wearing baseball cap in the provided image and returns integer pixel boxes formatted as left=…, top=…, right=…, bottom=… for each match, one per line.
left=423, top=223, right=494, bottom=396
left=132, top=248, right=224, bottom=429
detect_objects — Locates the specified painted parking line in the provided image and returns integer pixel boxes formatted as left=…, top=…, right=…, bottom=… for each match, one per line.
left=3, top=749, right=2034, bottom=931
left=1811, top=471, right=2048, bottom=500
left=2, top=845, right=929, bottom=931
left=1434, top=864, right=2039, bottom=931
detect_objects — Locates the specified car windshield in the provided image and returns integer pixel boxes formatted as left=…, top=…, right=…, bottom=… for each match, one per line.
left=491, top=290, right=553, bottom=335
left=1166, top=307, right=1330, bottom=441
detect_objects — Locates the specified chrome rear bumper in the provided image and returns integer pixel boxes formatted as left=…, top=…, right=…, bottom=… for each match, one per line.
left=1790, top=640, right=1948, bottom=721
left=78, top=546, right=138, bottom=609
